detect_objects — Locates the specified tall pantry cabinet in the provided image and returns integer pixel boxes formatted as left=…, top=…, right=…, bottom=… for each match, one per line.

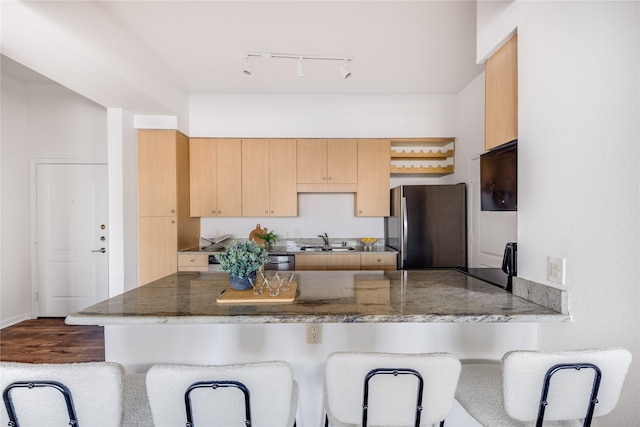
left=138, top=130, right=200, bottom=286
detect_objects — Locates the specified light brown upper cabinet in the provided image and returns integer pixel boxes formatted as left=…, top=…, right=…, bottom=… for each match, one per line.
left=242, top=139, right=297, bottom=217
left=189, top=138, right=242, bottom=217
left=269, top=139, right=298, bottom=216
left=485, top=33, right=518, bottom=151
left=139, top=130, right=180, bottom=217
left=356, top=139, right=390, bottom=216
left=138, top=130, right=199, bottom=285
left=296, top=139, right=358, bottom=192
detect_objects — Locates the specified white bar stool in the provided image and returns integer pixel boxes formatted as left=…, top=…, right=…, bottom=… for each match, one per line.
left=323, top=351, right=461, bottom=427
left=145, top=361, right=298, bottom=427
left=1, top=361, right=125, bottom=427
left=455, top=348, right=632, bottom=427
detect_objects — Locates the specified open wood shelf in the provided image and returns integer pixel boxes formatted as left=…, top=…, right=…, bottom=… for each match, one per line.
left=390, top=149, right=454, bottom=160
left=390, top=165, right=454, bottom=175
left=390, top=138, right=455, bottom=175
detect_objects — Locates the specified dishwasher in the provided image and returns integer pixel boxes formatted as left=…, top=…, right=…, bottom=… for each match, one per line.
left=264, top=254, right=295, bottom=271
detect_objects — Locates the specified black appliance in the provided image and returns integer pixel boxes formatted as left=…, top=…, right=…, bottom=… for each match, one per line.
left=502, top=242, right=517, bottom=290
left=502, top=242, right=517, bottom=276
left=480, top=140, right=517, bottom=211
left=456, top=242, right=517, bottom=291
left=384, top=184, right=467, bottom=269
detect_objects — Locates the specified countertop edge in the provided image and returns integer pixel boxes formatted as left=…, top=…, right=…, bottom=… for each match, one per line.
left=65, top=313, right=570, bottom=326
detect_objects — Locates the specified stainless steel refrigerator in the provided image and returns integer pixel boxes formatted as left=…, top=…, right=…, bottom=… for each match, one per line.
left=384, top=184, right=467, bottom=269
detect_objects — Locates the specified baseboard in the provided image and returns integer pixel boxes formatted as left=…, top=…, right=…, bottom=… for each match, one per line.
left=1, top=313, right=32, bottom=329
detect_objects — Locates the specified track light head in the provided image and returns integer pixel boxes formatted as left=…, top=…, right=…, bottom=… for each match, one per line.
left=243, top=57, right=252, bottom=76
left=297, top=58, right=304, bottom=78
left=339, top=62, right=351, bottom=79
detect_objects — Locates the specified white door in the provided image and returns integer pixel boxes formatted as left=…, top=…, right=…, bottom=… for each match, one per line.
left=35, top=163, right=109, bottom=316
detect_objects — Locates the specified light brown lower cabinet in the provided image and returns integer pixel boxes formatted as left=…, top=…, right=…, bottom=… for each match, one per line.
left=360, top=253, right=397, bottom=270
left=177, top=254, right=209, bottom=272
left=295, top=253, right=397, bottom=271
left=139, top=217, right=178, bottom=285
left=295, top=254, right=361, bottom=271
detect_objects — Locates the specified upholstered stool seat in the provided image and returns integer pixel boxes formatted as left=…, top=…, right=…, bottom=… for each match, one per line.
left=122, top=373, right=153, bottom=427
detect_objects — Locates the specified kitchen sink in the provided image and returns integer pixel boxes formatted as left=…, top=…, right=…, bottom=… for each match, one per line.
left=300, top=245, right=355, bottom=252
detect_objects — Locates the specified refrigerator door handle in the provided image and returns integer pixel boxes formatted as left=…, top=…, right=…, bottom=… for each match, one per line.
left=401, top=196, right=408, bottom=267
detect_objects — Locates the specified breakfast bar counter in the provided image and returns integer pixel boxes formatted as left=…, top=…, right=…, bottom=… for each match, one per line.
left=66, top=270, right=568, bottom=325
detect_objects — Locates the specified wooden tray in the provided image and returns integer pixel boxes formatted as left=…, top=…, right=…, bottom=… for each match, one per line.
left=216, top=282, right=298, bottom=304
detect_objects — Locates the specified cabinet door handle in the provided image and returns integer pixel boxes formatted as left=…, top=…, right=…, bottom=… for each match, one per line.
left=171, top=209, right=175, bottom=214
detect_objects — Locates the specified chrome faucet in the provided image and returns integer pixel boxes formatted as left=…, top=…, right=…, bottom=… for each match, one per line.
left=318, top=233, right=329, bottom=247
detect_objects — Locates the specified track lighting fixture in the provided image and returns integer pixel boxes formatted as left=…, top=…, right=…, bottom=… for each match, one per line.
left=243, top=51, right=353, bottom=79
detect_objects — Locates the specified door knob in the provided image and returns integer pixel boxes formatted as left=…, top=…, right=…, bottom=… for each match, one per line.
left=91, top=248, right=106, bottom=253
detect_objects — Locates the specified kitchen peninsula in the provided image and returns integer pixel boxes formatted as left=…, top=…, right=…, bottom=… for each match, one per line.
left=66, top=270, right=567, bottom=325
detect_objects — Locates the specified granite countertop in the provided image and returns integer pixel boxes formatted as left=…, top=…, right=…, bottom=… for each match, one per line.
left=66, top=270, right=569, bottom=326
left=179, top=237, right=396, bottom=255
left=179, top=243, right=397, bottom=255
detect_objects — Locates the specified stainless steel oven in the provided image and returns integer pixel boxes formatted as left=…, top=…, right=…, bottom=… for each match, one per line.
left=264, top=254, right=295, bottom=271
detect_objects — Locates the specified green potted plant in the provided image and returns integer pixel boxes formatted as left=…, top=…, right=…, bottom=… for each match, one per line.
left=214, top=240, right=268, bottom=290
left=256, top=230, right=279, bottom=251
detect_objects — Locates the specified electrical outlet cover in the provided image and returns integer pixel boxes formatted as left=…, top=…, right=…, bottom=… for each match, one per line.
left=548, top=256, right=566, bottom=285
left=306, top=323, right=322, bottom=343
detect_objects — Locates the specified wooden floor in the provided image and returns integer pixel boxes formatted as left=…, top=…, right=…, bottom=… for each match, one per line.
left=0, top=318, right=105, bottom=363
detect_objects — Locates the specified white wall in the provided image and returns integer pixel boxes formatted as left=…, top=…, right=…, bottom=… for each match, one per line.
left=516, top=2, right=640, bottom=424
left=0, top=78, right=107, bottom=327
left=1, top=76, right=31, bottom=327
left=189, top=94, right=456, bottom=138
left=476, top=0, right=517, bottom=63
left=107, top=109, right=139, bottom=296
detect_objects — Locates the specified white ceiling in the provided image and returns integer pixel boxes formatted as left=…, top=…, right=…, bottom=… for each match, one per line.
left=2, top=1, right=484, bottom=99
left=92, top=1, right=484, bottom=96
